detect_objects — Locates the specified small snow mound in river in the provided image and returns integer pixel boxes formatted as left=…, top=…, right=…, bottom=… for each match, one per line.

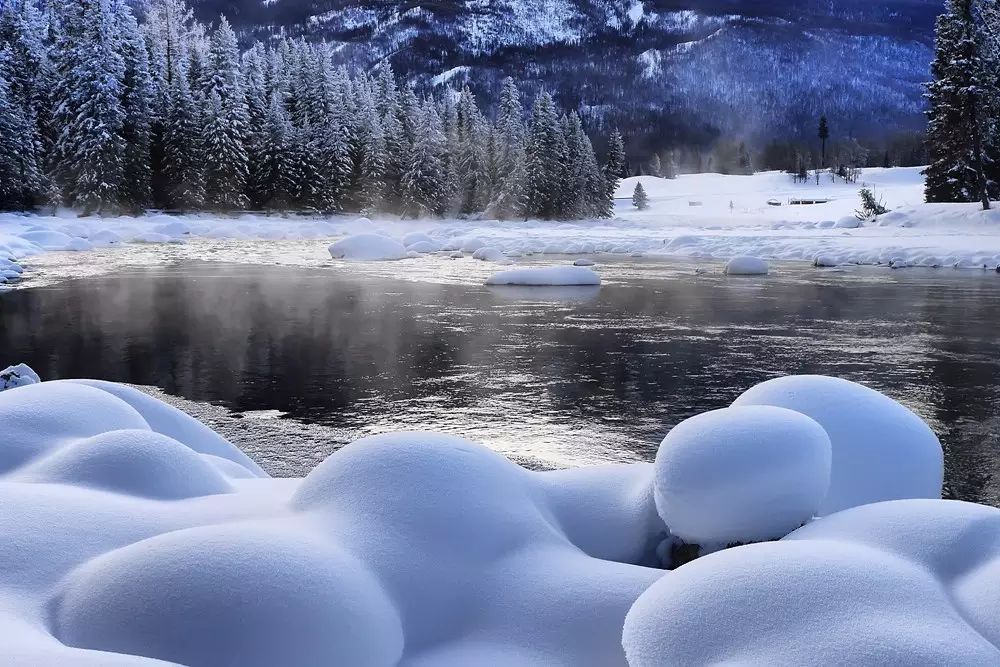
left=18, top=229, right=74, bottom=250
left=654, top=406, right=831, bottom=545
left=574, top=258, right=596, bottom=266
left=624, top=499, right=1000, bottom=666
left=0, top=363, right=40, bottom=391
left=405, top=240, right=442, bottom=253
left=813, top=254, right=839, bottom=267
left=328, top=234, right=408, bottom=261
left=733, top=375, right=943, bottom=514
left=485, top=266, right=601, bottom=286
left=724, top=255, right=769, bottom=275
left=402, top=232, right=435, bottom=247
left=472, top=246, right=505, bottom=262
left=459, top=236, right=487, bottom=253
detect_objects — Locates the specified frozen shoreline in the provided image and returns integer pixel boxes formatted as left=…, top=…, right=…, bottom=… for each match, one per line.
left=3, top=168, right=1000, bottom=288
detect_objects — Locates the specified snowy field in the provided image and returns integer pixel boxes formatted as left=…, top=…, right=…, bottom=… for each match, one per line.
left=4, top=167, right=1000, bottom=288
left=4, top=372, right=1000, bottom=665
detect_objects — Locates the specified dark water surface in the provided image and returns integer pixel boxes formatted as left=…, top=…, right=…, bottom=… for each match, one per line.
left=2, top=260, right=999, bottom=504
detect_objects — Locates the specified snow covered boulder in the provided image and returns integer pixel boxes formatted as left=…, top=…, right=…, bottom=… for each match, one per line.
left=406, top=240, right=443, bottom=254
left=1, top=363, right=40, bottom=391
left=89, top=229, right=122, bottom=246
left=472, top=246, right=505, bottom=262
left=573, top=258, right=596, bottom=267
left=834, top=216, right=862, bottom=229
left=402, top=232, right=436, bottom=248
left=812, top=254, right=839, bottom=268
left=53, top=525, right=404, bottom=667
left=653, top=406, right=831, bottom=548
left=724, top=256, right=769, bottom=276
left=328, top=234, right=408, bottom=261
left=459, top=236, right=487, bottom=253
left=624, top=499, right=1000, bottom=666
left=733, top=375, right=943, bottom=514
left=485, top=266, right=601, bottom=287
left=18, top=229, right=74, bottom=250
left=65, top=238, right=94, bottom=252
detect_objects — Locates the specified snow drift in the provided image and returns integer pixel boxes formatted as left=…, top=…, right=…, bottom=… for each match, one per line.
left=328, top=233, right=409, bottom=261
left=0, top=372, right=980, bottom=666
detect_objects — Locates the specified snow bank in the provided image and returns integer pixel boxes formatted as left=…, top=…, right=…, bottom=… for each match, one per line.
left=472, top=246, right=505, bottom=262
left=653, top=406, right=831, bottom=546
left=486, top=266, right=601, bottom=286
left=624, top=499, right=1000, bottom=665
left=733, top=375, right=943, bottom=514
left=724, top=255, right=769, bottom=275
left=327, top=233, right=409, bottom=261
left=0, top=363, right=40, bottom=391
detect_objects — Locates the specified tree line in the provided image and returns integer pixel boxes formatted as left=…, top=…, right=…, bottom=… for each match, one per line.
left=0, top=0, right=624, bottom=219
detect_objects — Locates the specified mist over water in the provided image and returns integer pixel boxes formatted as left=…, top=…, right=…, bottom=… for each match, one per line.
left=2, top=259, right=999, bottom=504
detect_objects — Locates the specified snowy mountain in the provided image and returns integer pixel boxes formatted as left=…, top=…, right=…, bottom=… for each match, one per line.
left=191, top=0, right=939, bottom=148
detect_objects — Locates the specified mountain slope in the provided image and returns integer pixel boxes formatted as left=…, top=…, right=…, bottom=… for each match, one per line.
left=192, top=0, right=939, bottom=151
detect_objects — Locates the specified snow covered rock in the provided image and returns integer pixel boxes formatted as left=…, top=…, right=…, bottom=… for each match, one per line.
left=573, top=258, right=596, bottom=267
left=624, top=499, right=1000, bottom=666
left=733, top=375, right=943, bottom=514
left=724, top=256, right=769, bottom=275
left=459, top=236, right=487, bottom=253
left=18, top=229, right=74, bottom=250
left=406, top=240, right=443, bottom=253
left=328, top=234, right=409, bottom=261
left=653, top=406, right=831, bottom=546
left=54, top=524, right=404, bottom=667
left=89, top=229, right=122, bottom=246
left=834, top=216, right=862, bottom=229
left=402, top=232, right=436, bottom=248
left=64, top=238, right=94, bottom=252
left=812, top=254, right=839, bottom=267
left=485, top=266, right=601, bottom=286
left=0, top=363, right=40, bottom=392
left=472, top=246, right=505, bottom=262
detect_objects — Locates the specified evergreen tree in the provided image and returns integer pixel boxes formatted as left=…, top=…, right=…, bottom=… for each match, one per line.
left=115, top=2, right=153, bottom=212
left=818, top=115, right=829, bottom=167
left=737, top=143, right=753, bottom=175
left=664, top=150, right=678, bottom=179
left=649, top=153, right=662, bottom=177
left=632, top=182, right=648, bottom=210
left=162, top=53, right=203, bottom=209
left=925, top=0, right=996, bottom=208
left=525, top=91, right=567, bottom=219
left=402, top=101, right=447, bottom=217
left=51, top=0, right=127, bottom=214
left=602, top=128, right=626, bottom=216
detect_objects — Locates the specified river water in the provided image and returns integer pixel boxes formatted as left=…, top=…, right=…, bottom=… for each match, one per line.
left=2, top=247, right=999, bottom=504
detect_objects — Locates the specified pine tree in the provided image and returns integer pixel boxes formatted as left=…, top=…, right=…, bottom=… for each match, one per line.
left=632, top=182, right=648, bottom=210
left=737, top=143, right=753, bottom=175
left=649, top=153, right=662, bottom=177
left=818, top=116, right=829, bottom=168
left=162, top=54, right=204, bottom=209
left=402, top=100, right=447, bottom=217
left=602, top=128, right=626, bottom=216
left=51, top=0, right=127, bottom=214
left=664, top=150, right=678, bottom=179
left=925, top=0, right=995, bottom=208
left=525, top=91, right=567, bottom=219
left=116, top=1, right=154, bottom=212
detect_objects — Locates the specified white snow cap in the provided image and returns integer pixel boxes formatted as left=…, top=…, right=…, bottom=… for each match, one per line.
left=0, top=363, right=41, bottom=391
left=624, top=499, right=1000, bottom=666
left=724, top=255, right=769, bottom=275
left=733, top=375, right=943, bottom=514
left=485, top=266, right=601, bottom=286
left=328, top=233, right=409, bottom=261
left=653, top=405, right=831, bottom=545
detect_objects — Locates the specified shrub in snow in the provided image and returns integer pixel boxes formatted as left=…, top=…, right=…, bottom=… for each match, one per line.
left=854, top=187, right=888, bottom=221
left=328, top=234, right=409, bottom=261
left=653, top=406, right=831, bottom=549
left=485, top=266, right=601, bottom=286
left=0, top=363, right=40, bottom=391
left=724, top=256, right=769, bottom=275
left=472, top=246, right=505, bottom=262
left=624, top=499, right=1000, bottom=666
left=733, top=375, right=943, bottom=514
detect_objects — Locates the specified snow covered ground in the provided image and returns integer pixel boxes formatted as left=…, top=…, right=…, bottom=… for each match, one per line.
left=2, top=373, right=998, bottom=665
left=3, top=167, right=1000, bottom=288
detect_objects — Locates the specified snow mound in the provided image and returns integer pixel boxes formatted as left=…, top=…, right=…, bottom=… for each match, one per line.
left=812, top=254, right=839, bottom=267
left=18, top=229, right=74, bottom=250
left=406, top=240, right=442, bottom=253
left=1, top=363, right=41, bottom=391
left=53, top=524, right=404, bottom=667
left=89, top=229, right=122, bottom=246
left=65, top=237, right=94, bottom=252
left=472, top=246, right=505, bottom=262
left=654, top=406, right=831, bottom=546
left=624, top=499, right=1000, bottom=666
left=16, top=430, right=233, bottom=500
left=402, top=231, right=436, bottom=247
left=724, top=255, right=769, bottom=275
left=485, top=266, right=601, bottom=286
left=733, top=375, right=943, bottom=514
left=459, top=236, right=488, bottom=253
left=834, top=215, right=862, bottom=229
left=573, top=258, right=596, bottom=266
left=328, top=234, right=409, bottom=261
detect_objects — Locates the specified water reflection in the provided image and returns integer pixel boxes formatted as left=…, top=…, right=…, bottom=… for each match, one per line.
left=1, top=262, right=999, bottom=504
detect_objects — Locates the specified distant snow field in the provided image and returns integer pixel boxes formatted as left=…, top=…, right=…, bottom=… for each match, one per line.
left=3, top=372, right=999, bottom=665
left=3, top=167, right=1000, bottom=288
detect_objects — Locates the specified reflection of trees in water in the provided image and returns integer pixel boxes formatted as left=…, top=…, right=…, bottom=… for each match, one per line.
left=2, top=265, right=1000, bottom=504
